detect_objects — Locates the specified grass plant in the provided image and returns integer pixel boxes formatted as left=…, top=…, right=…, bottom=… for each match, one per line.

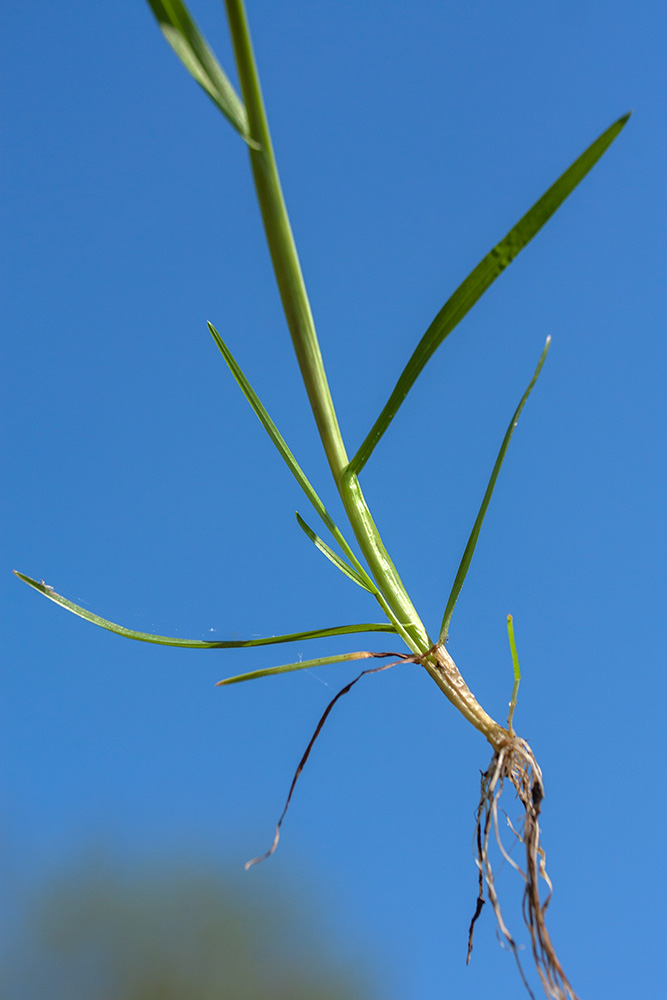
left=16, top=2, right=629, bottom=998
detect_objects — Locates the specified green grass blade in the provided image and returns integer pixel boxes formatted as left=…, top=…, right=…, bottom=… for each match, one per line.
left=222, top=2, right=431, bottom=656
left=438, top=336, right=551, bottom=641
left=295, top=513, right=373, bottom=592
left=217, top=327, right=417, bottom=643
left=209, top=322, right=375, bottom=591
left=217, top=649, right=389, bottom=686
left=146, top=0, right=255, bottom=143
left=350, top=113, right=630, bottom=474
left=13, top=571, right=396, bottom=646
left=506, top=613, right=521, bottom=734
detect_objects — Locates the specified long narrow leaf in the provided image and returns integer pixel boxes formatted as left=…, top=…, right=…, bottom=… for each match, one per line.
left=438, top=337, right=551, bottom=641
left=13, top=571, right=396, bottom=647
left=350, top=113, right=630, bottom=474
left=209, top=322, right=376, bottom=592
left=146, top=0, right=254, bottom=142
left=296, top=513, right=373, bottom=592
left=217, top=649, right=400, bottom=686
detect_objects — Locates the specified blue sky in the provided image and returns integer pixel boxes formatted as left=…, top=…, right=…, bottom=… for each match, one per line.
left=3, top=1, right=666, bottom=997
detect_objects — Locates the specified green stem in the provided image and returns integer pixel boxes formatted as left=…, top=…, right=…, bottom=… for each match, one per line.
left=224, top=0, right=428, bottom=654
left=222, top=1, right=509, bottom=745
left=339, top=470, right=429, bottom=652
left=224, top=0, right=345, bottom=478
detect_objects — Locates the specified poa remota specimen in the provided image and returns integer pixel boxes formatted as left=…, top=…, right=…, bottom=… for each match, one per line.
left=15, top=2, right=629, bottom=997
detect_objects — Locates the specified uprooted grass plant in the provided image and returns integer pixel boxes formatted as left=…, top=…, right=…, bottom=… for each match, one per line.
left=15, top=2, right=629, bottom=998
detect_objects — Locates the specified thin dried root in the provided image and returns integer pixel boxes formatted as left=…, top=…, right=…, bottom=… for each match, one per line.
left=467, top=735, right=578, bottom=1000
left=245, top=651, right=416, bottom=869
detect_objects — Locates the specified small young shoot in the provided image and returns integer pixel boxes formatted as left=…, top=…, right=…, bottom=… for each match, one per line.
left=506, top=614, right=521, bottom=735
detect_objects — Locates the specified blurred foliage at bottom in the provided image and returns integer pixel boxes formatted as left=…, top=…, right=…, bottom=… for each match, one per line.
left=1, top=858, right=372, bottom=1000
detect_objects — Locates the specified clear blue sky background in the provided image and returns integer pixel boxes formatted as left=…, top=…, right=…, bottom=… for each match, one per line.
left=3, top=1, right=666, bottom=997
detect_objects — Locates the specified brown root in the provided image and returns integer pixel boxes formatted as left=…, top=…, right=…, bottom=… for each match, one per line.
left=467, top=735, right=578, bottom=1000
left=245, top=651, right=416, bottom=870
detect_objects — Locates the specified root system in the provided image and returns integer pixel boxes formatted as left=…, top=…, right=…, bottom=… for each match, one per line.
left=467, top=734, right=578, bottom=1000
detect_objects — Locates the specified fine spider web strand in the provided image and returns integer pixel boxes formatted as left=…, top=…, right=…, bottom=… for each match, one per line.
left=492, top=794, right=526, bottom=879
left=244, top=651, right=419, bottom=870
left=303, top=669, right=333, bottom=689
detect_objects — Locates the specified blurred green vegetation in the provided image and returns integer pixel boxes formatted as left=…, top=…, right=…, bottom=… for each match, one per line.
left=2, top=859, right=372, bottom=1000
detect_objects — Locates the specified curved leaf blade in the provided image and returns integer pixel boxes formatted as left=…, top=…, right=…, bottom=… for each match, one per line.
left=13, top=571, right=396, bottom=647
left=146, top=0, right=254, bottom=142
left=438, top=336, right=551, bottom=641
left=350, top=113, right=630, bottom=474
left=209, top=322, right=376, bottom=592
left=295, top=512, right=373, bottom=592
left=217, top=649, right=394, bottom=686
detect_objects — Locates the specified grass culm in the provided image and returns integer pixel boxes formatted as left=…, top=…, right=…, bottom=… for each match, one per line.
left=16, top=3, right=630, bottom=997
